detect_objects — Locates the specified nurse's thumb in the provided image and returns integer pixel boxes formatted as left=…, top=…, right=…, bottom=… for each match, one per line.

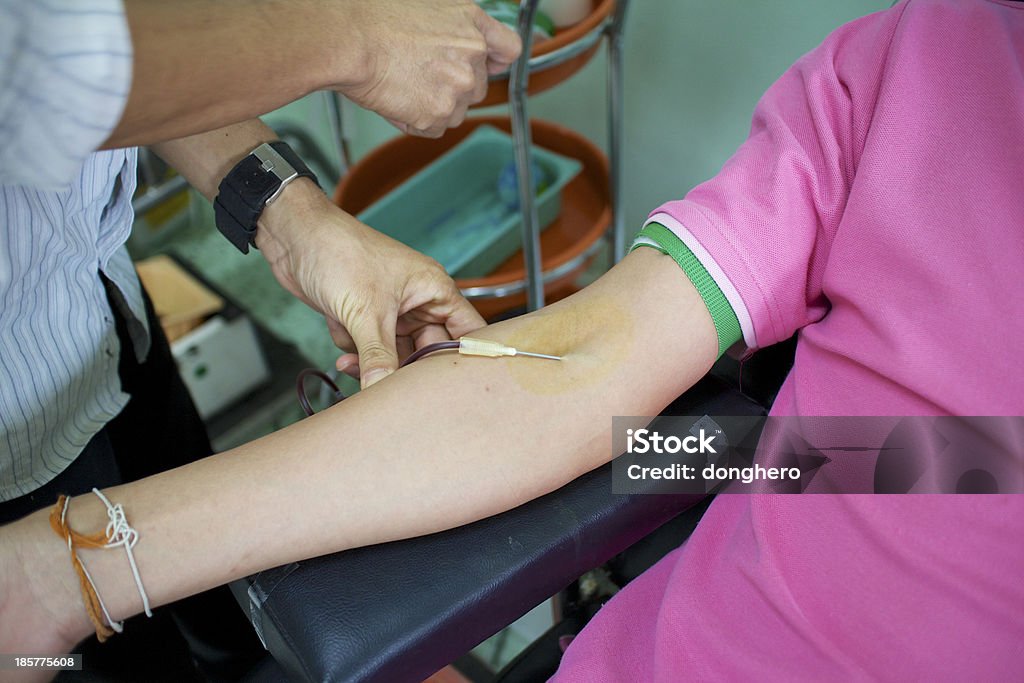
left=350, top=316, right=400, bottom=390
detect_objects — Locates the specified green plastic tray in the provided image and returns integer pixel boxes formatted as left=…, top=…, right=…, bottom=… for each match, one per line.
left=356, top=125, right=583, bottom=279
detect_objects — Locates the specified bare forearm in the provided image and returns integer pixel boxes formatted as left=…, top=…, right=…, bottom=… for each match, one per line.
left=150, top=119, right=279, bottom=200
left=106, top=0, right=521, bottom=148
left=7, top=249, right=716, bottom=644
left=106, top=0, right=355, bottom=148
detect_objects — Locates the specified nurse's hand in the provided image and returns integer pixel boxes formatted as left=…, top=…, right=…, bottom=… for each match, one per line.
left=333, top=0, right=521, bottom=137
left=256, top=179, right=486, bottom=389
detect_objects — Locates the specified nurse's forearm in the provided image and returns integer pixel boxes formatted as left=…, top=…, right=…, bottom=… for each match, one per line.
left=150, top=119, right=280, bottom=202
left=149, top=118, right=333, bottom=245
left=105, top=0, right=520, bottom=148
left=4, top=249, right=717, bottom=647
left=105, top=1, right=349, bottom=149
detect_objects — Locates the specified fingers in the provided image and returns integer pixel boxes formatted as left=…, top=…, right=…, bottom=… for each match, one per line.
left=411, top=322, right=454, bottom=349
left=335, top=352, right=360, bottom=377
left=335, top=324, right=445, bottom=377
left=398, top=72, right=475, bottom=139
left=478, top=11, right=523, bottom=75
left=325, top=317, right=355, bottom=353
left=396, top=9, right=519, bottom=137
left=351, top=4, right=522, bottom=138
left=385, top=117, right=412, bottom=137
left=441, top=290, right=487, bottom=339
left=346, top=312, right=400, bottom=389
left=469, top=50, right=490, bottom=105
left=397, top=335, right=415, bottom=361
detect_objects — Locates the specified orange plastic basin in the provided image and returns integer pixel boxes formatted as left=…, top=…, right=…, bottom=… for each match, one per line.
left=334, top=116, right=610, bottom=319
left=475, top=0, right=614, bottom=108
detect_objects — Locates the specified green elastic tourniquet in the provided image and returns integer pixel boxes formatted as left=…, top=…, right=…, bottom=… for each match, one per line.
left=630, top=222, right=742, bottom=358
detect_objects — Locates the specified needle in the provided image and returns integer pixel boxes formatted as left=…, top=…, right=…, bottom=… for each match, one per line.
left=514, top=350, right=562, bottom=361
left=458, top=337, right=562, bottom=361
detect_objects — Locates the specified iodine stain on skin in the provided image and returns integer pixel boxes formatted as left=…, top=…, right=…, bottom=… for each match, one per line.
left=500, top=295, right=634, bottom=395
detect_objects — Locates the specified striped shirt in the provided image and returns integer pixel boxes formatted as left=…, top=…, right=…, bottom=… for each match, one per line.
left=0, top=0, right=149, bottom=501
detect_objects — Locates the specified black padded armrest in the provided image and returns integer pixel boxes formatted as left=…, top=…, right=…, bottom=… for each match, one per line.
left=231, top=374, right=766, bottom=683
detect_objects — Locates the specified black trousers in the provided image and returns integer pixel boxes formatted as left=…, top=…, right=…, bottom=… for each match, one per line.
left=0, top=278, right=265, bottom=682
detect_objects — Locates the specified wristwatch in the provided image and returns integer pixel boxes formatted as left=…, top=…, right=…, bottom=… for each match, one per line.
left=213, top=141, right=320, bottom=254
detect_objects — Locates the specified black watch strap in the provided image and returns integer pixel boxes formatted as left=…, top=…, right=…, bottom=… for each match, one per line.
left=213, top=141, right=320, bottom=254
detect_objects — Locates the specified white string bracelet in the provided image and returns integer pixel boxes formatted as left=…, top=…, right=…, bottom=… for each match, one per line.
left=92, top=488, right=153, bottom=618
left=58, top=496, right=124, bottom=635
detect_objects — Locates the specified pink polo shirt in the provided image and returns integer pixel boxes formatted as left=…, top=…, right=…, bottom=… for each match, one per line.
left=554, top=1, right=1024, bottom=679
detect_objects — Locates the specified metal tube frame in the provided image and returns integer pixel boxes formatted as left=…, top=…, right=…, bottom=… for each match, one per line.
left=322, top=91, right=352, bottom=180
left=489, top=17, right=609, bottom=81
left=607, top=0, right=631, bottom=263
left=461, top=236, right=606, bottom=299
left=510, top=0, right=545, bottom=311
left=499, top=0, right=631, bottom=309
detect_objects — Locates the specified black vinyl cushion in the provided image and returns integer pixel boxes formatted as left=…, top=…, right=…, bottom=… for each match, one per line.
left=231, top=374, right=766, bottom=683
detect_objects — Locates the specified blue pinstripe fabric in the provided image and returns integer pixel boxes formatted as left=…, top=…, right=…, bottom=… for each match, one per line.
left=0, top=0, right=149, bottom=500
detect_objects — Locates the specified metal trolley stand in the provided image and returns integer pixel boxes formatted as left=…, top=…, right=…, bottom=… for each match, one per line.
left=324, top=0, right=632, bottom=314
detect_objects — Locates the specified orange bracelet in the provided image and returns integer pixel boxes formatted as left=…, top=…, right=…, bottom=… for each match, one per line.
left=49, top=494, right=118, bottom=642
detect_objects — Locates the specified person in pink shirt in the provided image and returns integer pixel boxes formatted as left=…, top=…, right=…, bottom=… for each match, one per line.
left=0, top=0, right=1020, bottom=679
left=554, top=1, right=1024, bottom=678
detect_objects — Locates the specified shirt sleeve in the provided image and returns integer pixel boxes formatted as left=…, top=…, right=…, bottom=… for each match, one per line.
left=646, top=5, right=904, bottom=352
left=0, top=0, right=133, bottom=189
